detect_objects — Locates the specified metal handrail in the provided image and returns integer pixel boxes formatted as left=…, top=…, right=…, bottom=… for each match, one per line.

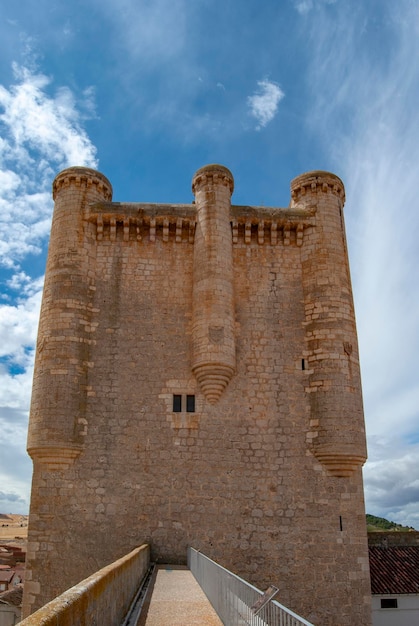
left=188, top=547, right=315, bottom=626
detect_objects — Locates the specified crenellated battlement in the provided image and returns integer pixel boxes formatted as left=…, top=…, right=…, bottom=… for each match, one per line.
left=52, top=166, right=113, bottom=201
left=290, top=170, right=345, bottom=207
left=192, top=163, right=234, bottom=195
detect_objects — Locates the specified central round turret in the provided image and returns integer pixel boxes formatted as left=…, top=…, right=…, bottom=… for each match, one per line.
left=191, top=163, right=236, bottom=403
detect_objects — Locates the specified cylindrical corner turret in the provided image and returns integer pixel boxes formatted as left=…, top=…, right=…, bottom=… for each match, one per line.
left=293, top=170, right=367, bottom=477
left=27, top=166, right=112, bottom=469
left=191, top=164, right=236, bottom=403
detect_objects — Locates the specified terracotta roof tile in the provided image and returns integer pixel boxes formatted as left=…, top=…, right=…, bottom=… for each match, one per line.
left=369, top=546, right=419, bottom=594
left=0, top=571, right=14, bottom=583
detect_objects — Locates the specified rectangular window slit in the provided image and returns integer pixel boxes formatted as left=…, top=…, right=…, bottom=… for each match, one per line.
left=339, top=515, right=343, bottom=531
left=381, top=599, right=398, bottom=609
left=173, top=394, right=182, bottom=412
left=302, top=359, right=305, bottom=370
left=186, top=395, right=195, bottom=413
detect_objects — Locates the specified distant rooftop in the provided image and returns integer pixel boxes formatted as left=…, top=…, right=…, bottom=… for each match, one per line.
left=369, top=546, right=419, bottom=594
left=0, top=584, right=23, bottom=608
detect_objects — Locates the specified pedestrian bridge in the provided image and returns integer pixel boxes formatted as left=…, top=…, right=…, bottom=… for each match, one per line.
left=19, top=545, right=314, bottom=625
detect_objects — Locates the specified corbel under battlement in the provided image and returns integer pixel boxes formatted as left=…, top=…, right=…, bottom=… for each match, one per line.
left=231, top=205, right=315, bottom=246
left=87, top=202, right=316, bottom=246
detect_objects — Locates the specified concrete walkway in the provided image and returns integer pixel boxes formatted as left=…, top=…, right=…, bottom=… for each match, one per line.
left=144, top=566, right=223, bottom=625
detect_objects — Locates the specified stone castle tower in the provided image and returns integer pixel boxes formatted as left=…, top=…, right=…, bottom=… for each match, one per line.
left=24, top=164, right=372, bottom=625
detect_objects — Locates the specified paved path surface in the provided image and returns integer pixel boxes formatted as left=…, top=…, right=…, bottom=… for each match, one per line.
left=144, top=566, right=223, bottom=625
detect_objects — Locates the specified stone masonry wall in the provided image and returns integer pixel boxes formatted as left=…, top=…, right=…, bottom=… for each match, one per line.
left=24, top=165, right=372, bottom=625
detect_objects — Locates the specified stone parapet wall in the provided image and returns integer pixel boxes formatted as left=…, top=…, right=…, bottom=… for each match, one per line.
left=368, top=532, right=419, bottom=547
left=21, top=544, right=149, bottom=623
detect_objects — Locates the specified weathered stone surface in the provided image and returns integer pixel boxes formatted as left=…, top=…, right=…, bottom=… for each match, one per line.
left=24, top=164, right=371, bottom=625
left=20, top=544, right=149, bottom=625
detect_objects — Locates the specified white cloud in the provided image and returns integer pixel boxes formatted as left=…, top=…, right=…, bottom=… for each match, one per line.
left=293, top=0, right=337, bottom=14
left=0, top=169, right=20, bottom=193
left=0, top=285, right=42, bottom=365
left=0, top=63, right=98, bottom=269
left=247, top=79, right=284, bottom=130
left=363, top=439, right=419, bottom=528
left=95, top=0, right=189, bottom=66
left=0, top=288, right=41, bottom=513
left=0, top=282, right=43, bottom=513
left=0, top=63, right=97, bottom=173
left=0, top=414, right=32, bottom=514
left=7, top=271, right=35, bottom=292
left=294, top=0, right=314, bottom=13
left=0, top=491, right=26, bottom=506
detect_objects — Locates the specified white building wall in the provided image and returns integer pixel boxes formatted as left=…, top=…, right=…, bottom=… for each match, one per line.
left=372, top=594, right=419, bottom=626
left=0, top=604, right=21, bottom=626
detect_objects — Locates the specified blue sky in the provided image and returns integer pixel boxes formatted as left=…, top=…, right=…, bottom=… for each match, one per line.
left=0, top=0, right=418, bottom=526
